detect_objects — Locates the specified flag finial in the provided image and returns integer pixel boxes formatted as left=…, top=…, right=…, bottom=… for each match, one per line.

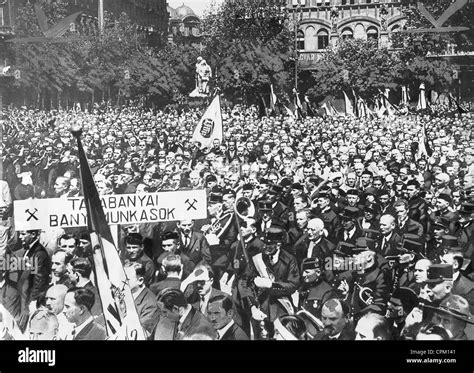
left=70, top=122, right=83, bottom=138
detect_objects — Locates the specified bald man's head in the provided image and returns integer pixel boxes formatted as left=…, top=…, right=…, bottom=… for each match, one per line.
left=46, top=284, right=68, bottom=315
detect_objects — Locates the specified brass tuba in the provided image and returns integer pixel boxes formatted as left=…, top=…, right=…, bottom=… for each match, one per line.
left=234, top=196, right=256, bottom=220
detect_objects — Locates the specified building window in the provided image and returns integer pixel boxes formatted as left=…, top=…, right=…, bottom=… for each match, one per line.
left=317, top=29, right=329, bottom=49
left=367, top=26, right=378, bottom=40
left=341, top=27, right=353, bottom=39
left=297, top=29, right=305, bottom=50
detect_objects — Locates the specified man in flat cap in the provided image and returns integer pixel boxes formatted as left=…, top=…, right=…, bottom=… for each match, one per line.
left=265, top=183, right=289, bottom=228
left=426, top=217, right=450, bottom=260
left=312, top=187, right=340, bottom=241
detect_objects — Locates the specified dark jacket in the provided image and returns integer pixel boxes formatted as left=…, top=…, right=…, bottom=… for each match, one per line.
left=293, top=234, right=335, bottom=268
left=134, top=287, right=159, bottom=334
left=178, top=231, right=211, bottom=265
left=220, top=321, right=249, bottom=340
left=74, top=319, right=107, bottom=340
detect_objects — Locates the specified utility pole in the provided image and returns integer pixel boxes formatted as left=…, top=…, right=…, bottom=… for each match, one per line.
left=98, top=0, right=104, bottom=33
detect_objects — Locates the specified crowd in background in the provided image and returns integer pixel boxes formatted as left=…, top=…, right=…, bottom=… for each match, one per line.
left=0, top=103, right=473, bottom=341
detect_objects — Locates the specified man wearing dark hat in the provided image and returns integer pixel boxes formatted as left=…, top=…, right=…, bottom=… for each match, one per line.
left=426, top=294, right=474, bottom=340
left=243, top=226, right=300, bottom=335
left=377, top=189, right=395, bottom=216
left=154, top=231, right=195, bottom=282
left=421, top=264, right=454, bottom=312
left=124, top=233, right=155, bottom=286
left=202, top=192, right=238, bottom=273
left=297, top=257, right=338, bottom=320
left=348, top=237, right=391, bottom=317
left=426, top=217, right=450, bottom=260
left=333, top=206, right=363, bottom=246
left=312, top=187, right=340, bottom=240
left=357, top=201, right=380, bottom=231
left=440, top=242, right=474, bottom=313
left=406, top=180, right=428, bottom=231
left=385, top=287, right=418, bottom=339
left=265, top=183, right=289, bottom=228
left=345, top=189, right=362, bottom=211
left=429, top=193, right=458, bottom=230
left=452, top=202, right=474, bottom=262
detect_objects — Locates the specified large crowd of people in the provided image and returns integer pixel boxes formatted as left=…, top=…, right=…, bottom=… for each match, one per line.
left=0, top=103, right=473, bottom=341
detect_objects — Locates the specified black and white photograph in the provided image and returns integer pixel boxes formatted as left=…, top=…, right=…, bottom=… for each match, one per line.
left=0, top=0, right=473, bottom=370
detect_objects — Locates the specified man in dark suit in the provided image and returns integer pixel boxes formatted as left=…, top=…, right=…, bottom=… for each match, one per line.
left=452, top=202, right=474, bottom=262
left=124, top=262, right=159, bottom=336
left=394, top=199, right=424, bottom=238
left=17, top=229, right=51, bottom=328
left=176, top=219, right=211, bottom=266
left=63, top=288, right=106, bottom=340
left=154, top=288, right=214, bottom=340
left=378, top=214, right=402, bottom=257
left=207, top=295, right=249, bottom=340
left=181, top=265, right=228, bottom=316
left=333, top=207, right=363, bottom=246
left=150, top=254, right=182, bottom=295
left=50, top=249, right=74, bottom=288
left=293, top=218, right=335, bottom=268
left=406, top=180, right=428, bottom=231
left=312, top=188, right=340, bottom=241
left=124, top=233, right=155, bottom=286
left=313, top=298, right=355, bottom=340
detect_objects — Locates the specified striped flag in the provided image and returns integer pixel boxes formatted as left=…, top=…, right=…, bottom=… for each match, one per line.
left=191, top=94, right=223, bottom=149
left=72, top=127, right=146, bottom=340
left=0, top=304, right=25, bottom=340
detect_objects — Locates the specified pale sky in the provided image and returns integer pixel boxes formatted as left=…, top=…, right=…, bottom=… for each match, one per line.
left=167, top=0, right=225, bottom=17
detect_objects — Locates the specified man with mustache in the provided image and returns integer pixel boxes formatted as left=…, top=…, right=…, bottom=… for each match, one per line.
left=313, top=298, right=355, bottom=340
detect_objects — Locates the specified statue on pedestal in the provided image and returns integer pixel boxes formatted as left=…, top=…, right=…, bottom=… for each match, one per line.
left=190, top=57, right=212, bottom=97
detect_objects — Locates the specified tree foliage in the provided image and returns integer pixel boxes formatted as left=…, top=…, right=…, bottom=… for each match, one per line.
left=201, top=2, right=294, bottom=103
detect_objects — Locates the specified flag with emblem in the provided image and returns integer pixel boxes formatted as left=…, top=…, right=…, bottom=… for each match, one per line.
left=343, top=91, right=355, bottom=117
left=270, top=84, right=277, bottom=112
left=191, top=94, right=223, bottom=149
left=73, top=128, right=146, bottom=340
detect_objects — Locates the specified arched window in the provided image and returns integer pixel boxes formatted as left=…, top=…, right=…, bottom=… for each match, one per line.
left=341, top=27, right=353, bottom=40
left=367, top=26, right=378, bottom=40
left=317, top=29, right=329, bottom=50
left=391, top=24, right=401, bottom=33
left=297, top=29, right=305, bottom=51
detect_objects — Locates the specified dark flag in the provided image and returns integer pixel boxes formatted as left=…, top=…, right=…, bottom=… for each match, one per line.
left=71, top=126, right=146, bottom=340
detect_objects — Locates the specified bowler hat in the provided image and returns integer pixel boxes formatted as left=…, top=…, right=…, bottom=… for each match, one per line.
left=242, top=183, right=254, bottom=191
left=377, top=189, right=390, bottom=198
left=340, top=206, right=359, bottom=220
left=399, top=239, right=423, bottom=254
left=425, top=294, right=474, bottom=324
left=425, top=264, right=453, bottom=283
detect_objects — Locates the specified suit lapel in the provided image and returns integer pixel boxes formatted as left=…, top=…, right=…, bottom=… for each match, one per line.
left=75, top=320, right=94, bottom=340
